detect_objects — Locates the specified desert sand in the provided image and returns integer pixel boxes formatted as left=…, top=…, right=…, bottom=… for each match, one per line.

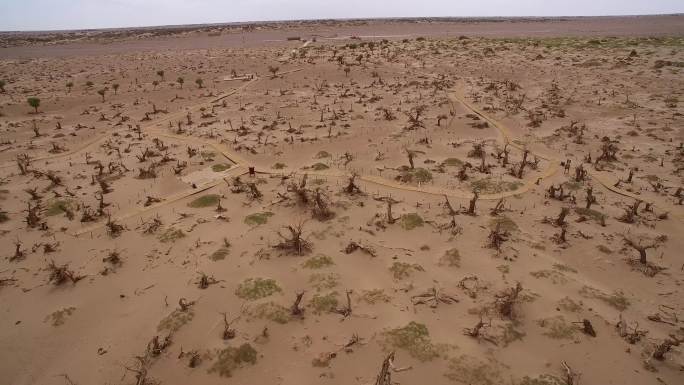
left=0, top=16, right=683, bottom=385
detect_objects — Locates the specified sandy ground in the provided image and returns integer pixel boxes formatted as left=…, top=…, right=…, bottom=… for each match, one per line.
left=0, top=17, right=683, bottom=385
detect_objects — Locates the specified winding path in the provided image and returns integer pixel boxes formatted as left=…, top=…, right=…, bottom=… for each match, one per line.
left=74, top=80, right=681, bottom=236
left=3, top=57, right=674, bottom=235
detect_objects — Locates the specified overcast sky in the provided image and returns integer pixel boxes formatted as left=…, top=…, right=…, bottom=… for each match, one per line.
left=1, top=0, right=683, bottom=31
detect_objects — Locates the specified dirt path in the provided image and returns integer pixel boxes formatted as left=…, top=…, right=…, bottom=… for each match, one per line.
left=71, top=76, right=682, bottom=237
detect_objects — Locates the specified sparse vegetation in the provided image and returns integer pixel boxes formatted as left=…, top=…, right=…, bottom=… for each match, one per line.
left=235, top=278, right=282, bottom=300
left=381, top=322, right=444, bottom=361
left=188, top=194, right=221, bottom=208
left=209, top=344, right=257, bottom=377
left=1, top=25, right=681, bottom=385
left=244, top=211, right=273, bottom=226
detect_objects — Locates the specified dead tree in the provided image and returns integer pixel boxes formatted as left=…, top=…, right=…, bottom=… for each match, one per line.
left=652, top=335, right=683, bottom=361
left=344, top=173, right=362, bottom=195
left=575, top=165, right=586, bottom=182
left=623, top=235, right=660, bottom=264
left=47, top=260, right=83, bottom=285
left=411, top=286, right=458, bottom=308
left=334, top=290, right=353, bottom=318
left=597, top=141, right=618, bottom=162
left=490, top=198, right=505, bottom=216
left=405, top=148, right=416, bottom=169
left=80, top=206, right=96, bottom=222
left=463, top=317, right=487, bottom=337
left=103, top=250, right=122, bottom=266
left=137, top=164, right=157, bottom=179
left=144, top=196, right=162, bottom=207
left=291, top=291, right=305, bottom=316
left=220, top=312, right=238, bottom=340
left=106, top=214, right=124, bottom=237
left=215, top=199, right=226, bottom=213
left=46, top=172, right=63, bottom=188
left=274, top=222, right=312, bottom=255
left=374, top=352, right=395, bottom=385
left=495, top=282, right=523, bottom=319
left=561, top=361, right=580, bottom=385
left=374, top=195, right=400, bottom=224
left=16, top=154, right=30, bottom=175
left=136, top=147, right=151, bottom=162
left=141, top=217, right=162, bottom=234
left=404, top=105, right=426, bottom=130
left=457, top=162, right=471, bottom=181
left=466, top=190, right=479, bottom=215
left=25, top=187, right=41, bottom=201
left=344, top=241, right=377, bottom=257
left=573, top=319, right=597, bottom=337
left=312, top=188, right=333, bottom=220
left=554, top=207, right=570, bottom=227
left=585, top=187, right=596, bottom=209
left=197, top=272, right=220, bottom=289
left=487, top=222, right=509, bottom=251
left=618, top=200, right=641, bottom=223
left=467, top=142, right=485, bottom=158
left=240, top=182, right=260, bottom=200
left=24, top=201, right=43, bottom=228
left=173, top=161, right=187, bottom=175
left=516, top=149, right=529, bottom=179
left=440, top=195, right=462, bottom=234
left=10, top=241, right=25, bottom=262
left=552, top=226, right=568, bottom=244
left=498, top=143, right=510, bottom=166
left=288, top=174, right=310, bottom=204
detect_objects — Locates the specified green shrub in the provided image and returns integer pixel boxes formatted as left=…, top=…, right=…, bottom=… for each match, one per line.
left=209, top=344, right=257, bottom=377
left=400, top=213, right=424, bottom=230
left=188, top=194, right=220, bottom=208
left=236, top=278, right=282, bottom=300
left=302, top=254, right=334, bottom=269
left=244, top=211, right=273, bottom=226
left=212, top=163, right=231, bottom=172
left=382, top=322, right=443, bottom=361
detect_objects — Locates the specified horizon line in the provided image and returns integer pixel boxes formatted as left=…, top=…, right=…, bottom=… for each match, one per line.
left=2, top=13, right=683, bottom=34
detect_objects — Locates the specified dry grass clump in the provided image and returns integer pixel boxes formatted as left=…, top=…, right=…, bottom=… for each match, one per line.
left=359, top=289, right=392, bottom=304
left=579, top=286, right=630, bottom=311
left=208, top=344, right=257, bottom=377
left=517, top=374, right=565, bottom=385
left=536, top=316, right=577, bottom=340
left=302, top=254, right=334, bottom=269
left=381, top=321, right=445, bottom=361
left=210, top=246, right=230, bottom=261
left=235, top=278, right=282, bottom=300
left=244, top=211, right=273, bottom=226
left=309, top=292, right=339, bottom=314
left=47, top=261, right=83, bottom=285
left=471, top=178, right=522, bottom=194
left=157, top=307, right=195, bottom=333
left=396, top=167, right=433, bottom=184
left=439, top=248, right=461, bottom=267
left=158, top=227, right=185, bottom=243
left=211, top=163, right=231, bottom=172
left=188, top=194, right=221, bottom=208
left=389, top=261, right=425, bottom=280
left=308, top=272, right=339, bottom=291
left=399, top=213, right=424, bottom=230
left=247, top=302, right=291, bottom=324
left=45, top=307, right=76, bottom=326
left=445, top=355, right=503, bottom=385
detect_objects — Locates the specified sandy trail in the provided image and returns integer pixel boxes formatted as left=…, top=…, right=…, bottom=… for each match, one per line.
left=69, top=71, right=681, bottom=238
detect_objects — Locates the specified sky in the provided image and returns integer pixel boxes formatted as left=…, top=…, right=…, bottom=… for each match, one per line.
left=1, top=0, right=683, bottom=31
